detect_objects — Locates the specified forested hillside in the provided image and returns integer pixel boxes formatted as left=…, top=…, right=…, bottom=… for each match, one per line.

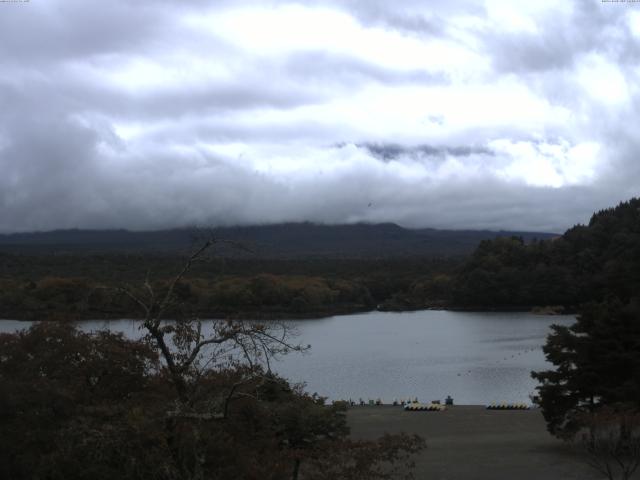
left=452, top=198, right=640, bottom=309
left=0, top=223, right=554, bottom=319
left=0, top=254, right=457, bottom=320
left=1, top=200, right=637, bottom=318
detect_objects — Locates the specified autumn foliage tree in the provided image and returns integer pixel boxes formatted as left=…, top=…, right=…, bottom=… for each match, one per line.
left=0, top=322, right=166, bottom=480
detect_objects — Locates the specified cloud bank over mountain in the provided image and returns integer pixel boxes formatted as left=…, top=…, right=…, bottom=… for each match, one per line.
left=1, top=0, right=638, bottom=232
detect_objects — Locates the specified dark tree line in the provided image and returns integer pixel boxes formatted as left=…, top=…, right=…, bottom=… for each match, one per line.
left=526, top=199, right=640, bottom=478
left=0, top=255, right=457, bottom=320
left=453, top=198, right=640, bottom=309
left=532, top=299, right=640, bottom=437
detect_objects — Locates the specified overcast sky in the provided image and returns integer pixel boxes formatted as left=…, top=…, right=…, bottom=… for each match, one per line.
left=1, top=0, right=638, bottom=233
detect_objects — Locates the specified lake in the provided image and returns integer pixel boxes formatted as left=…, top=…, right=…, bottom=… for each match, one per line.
left=0, top=310, right=574, bottom=405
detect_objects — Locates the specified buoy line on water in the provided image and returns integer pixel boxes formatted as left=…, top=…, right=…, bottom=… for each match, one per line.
left=456, top=346, right=541, bottom=377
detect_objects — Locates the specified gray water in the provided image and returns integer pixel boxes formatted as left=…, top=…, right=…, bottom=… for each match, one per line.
left=1, top=310, right=574, bottom=405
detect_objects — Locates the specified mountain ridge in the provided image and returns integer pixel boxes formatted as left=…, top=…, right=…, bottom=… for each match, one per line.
left=0, top=223, right=558, bottom=258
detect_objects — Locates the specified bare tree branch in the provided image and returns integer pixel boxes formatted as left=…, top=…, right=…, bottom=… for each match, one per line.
left=119, top=237, right=308, bottom=410
left=578, top=408, right=640, bottom=480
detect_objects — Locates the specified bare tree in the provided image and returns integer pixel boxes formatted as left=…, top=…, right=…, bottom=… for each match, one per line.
left=115, top=238, right=311, bottom=479
left=117, top=237, right=307, bottom=409
left=577, top=407, right=640, bottom=480
left=113, top=238, right=427, bottom=480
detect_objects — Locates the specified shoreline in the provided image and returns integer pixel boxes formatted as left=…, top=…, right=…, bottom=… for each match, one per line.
left=0, top=304, right=576, bottom=322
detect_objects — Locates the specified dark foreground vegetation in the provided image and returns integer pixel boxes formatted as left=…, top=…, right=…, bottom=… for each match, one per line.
left=0, top=322, right=424, bottom=480
left=532, top=297, right=640, bottom=480
left=0, top=242, right=425, bottom=480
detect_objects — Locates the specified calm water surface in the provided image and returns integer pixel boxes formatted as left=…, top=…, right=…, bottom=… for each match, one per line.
left=1, top=310, right=574, bottom=405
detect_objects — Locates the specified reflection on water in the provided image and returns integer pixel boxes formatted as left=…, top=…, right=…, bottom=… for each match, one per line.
left=1, top=310, right=574, bottom=405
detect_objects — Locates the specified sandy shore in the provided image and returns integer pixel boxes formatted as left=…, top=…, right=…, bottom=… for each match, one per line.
left=347, top=405, right=618, bottom=480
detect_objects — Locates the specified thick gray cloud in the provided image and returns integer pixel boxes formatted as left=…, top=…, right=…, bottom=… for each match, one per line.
left=361, top=143, right=494, bottom=161
left=0, top=0, right=638, bottom=234
left=0, top=1, right=173, bottom=63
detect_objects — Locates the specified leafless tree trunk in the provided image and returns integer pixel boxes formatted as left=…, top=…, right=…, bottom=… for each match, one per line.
left=118, top=238, right=306, bottom=400
left=118, top=237, right=308, bottom=479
